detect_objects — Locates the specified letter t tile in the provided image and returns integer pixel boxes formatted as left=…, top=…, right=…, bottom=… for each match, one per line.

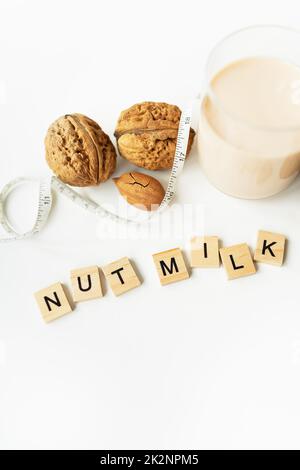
left=102, top=257, right=141, bottom=296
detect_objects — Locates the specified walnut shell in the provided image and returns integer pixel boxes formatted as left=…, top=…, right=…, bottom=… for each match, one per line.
left=45, top=113, right=117, bottom=186
left=114, top=102, right=195, bottom=170
left=114, top=172, right=165, bottom=211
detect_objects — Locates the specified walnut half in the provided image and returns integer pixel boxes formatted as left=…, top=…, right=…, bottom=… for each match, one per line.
left=113, top=171, right=165, bottom=211
left=114, top=102, right=195, bottom=171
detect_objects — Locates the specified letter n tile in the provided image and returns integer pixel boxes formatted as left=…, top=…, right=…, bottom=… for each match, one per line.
left=34, top=282, right=72, bottom=323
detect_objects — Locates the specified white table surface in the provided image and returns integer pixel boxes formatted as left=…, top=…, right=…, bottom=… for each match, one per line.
left=1, top=0, right=300, bottom=450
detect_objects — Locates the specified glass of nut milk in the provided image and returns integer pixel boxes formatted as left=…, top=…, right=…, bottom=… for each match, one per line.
left=198, top=26, right=300, bottom=199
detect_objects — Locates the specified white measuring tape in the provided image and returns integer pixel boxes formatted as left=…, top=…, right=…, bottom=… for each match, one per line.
left=0, top=105, right=193, bottom=242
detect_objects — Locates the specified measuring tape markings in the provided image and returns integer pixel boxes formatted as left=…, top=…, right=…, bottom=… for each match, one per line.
left=158, top=109, right=193, bottom=211
left=0, top=105, right=194, bottom=242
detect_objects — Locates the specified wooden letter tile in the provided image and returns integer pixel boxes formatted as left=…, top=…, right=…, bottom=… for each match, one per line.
left=152, top=247, right=189, bottom=286
left=102, top=257, right=141, bottom=296
left=71, top=265, right=103, bottom=302
left=191, top=236, right=220, bottom=268
left=254, top=230, right=286, bottom=266
left=219, top=243, right=256, bottom=280
left=34, top=282, right=72, bottom=323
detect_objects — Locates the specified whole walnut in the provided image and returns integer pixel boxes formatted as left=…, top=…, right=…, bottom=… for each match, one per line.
left=45, top=113, right=117, bottom=186
left=114, top=102, right=195, bottom=170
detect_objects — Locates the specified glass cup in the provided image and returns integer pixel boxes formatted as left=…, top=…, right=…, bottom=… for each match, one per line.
left=198, top=25, right=300, bottom=199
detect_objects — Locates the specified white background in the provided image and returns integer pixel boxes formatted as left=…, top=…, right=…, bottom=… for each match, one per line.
left=1, top=0, right=300, bottom=450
